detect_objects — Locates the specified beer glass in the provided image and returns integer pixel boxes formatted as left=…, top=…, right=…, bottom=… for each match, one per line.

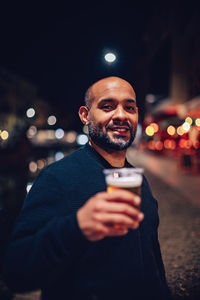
left=103, top=168, right=143, bottom=197
left=103, top=168, right=143, bottom=229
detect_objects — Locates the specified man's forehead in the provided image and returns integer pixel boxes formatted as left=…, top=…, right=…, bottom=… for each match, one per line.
left=91, top=77, right=136, bottom=98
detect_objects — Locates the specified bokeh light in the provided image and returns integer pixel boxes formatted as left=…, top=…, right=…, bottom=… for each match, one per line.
left=182, top=122, right=190, bottom=132
left=65, top=131, right=77, bottom=143
left=26, top=108, right=35, bottom=118
left=104, top=52, right=116, bottom=63
left=177, top=126, right=184, bottom=136
left=55, top=128, right=64, bottom=139
left=1, top=130, right=9, bottom=140
left=145, top=126, right=154, bottom=136
left=195, top=118, right=200, bottom=126
left=27, top=126, right=37, bottom=138
left=47, top=115, right=57, bottom=126
left=83, top=125, right=89, bottom=135
left=37, top=159, right=46, bottom=170
left=185, top=117, right=193, bottom=125
left=76, top=134, right=89, bottom=145
left=29, top=161, right=37, bottom=172
left=167, top=125, right=176, bottom=136
left=164, top=139, right=176, bottom=150
left=150, top=123, right=159, bottom=133
left=55, top=152, right=64, bottom=161
left=26, top=183, right=33, bottom=193
left=155, top=141, right=163, bottom=151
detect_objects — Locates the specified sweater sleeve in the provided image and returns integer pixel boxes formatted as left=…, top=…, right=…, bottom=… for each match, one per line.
left=2, top=168, right=91, bottom=293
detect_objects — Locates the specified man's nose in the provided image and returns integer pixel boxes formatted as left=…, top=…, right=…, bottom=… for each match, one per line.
left=112, top=106, right=127, bottom=121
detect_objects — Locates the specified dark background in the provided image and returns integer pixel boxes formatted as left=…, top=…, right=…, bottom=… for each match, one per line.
left=0, top=0, right=174, bottom=129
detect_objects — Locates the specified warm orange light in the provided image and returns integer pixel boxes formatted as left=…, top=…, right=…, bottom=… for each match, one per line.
left=164, top=139, right=170, bottom=149
left=167, top=125, right=176, bottom=136
left=185, top=140, right=191, bottom=149
left=155, top=141, right=163, bottom=151
left=150, top=123, right=159, bottom=133
left=37, top=159, right=45, bottom=170
left=1, top=130, right=9, bottom=140
left=170, top=140, right=176, bottom=150
left=179, top=139, right=185, bottom=148
left=29, top=162, right=37, bottom=172
left=177, top=126, right=184, bottom=136
left=164, top=139, right=176, bottom=149
left=179, top=139, right=191, bottom=149
left=193, top=141, right=199, bottom=149
left=185, top=117, right=193, bottom=125
left=195, top=118, right=200, bottom=126
left=148, top=140, right=155, bottom=150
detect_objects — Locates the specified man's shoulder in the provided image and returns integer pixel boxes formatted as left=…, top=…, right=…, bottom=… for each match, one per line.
left=44, top=146, right=87, bottom=174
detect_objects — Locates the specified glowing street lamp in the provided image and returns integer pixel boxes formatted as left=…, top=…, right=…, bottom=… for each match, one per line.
left=104, top=52, right=116, bottom=64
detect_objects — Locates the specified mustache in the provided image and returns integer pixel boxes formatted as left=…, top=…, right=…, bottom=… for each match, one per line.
left=106, top=121, right=133, bottom=131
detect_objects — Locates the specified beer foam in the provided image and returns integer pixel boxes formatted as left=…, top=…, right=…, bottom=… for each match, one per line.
left=105, top=175, right=142, bottom=187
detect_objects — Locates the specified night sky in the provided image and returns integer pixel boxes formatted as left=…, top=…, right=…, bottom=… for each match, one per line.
left=0, top=0, right=169, bottom=129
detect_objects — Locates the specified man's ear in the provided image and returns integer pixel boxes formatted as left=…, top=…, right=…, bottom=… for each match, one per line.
left=78, top=106, right=89, bottom=125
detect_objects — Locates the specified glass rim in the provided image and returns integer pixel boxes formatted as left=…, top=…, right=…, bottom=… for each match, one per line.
left=103, top=167, right=144, bottom=175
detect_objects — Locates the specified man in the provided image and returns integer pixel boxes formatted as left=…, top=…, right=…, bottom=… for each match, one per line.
left=3, top=77, right=170, bottom=299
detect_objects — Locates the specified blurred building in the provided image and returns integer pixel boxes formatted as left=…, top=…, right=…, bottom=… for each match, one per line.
left=136, top=0, right=200, bottom=108
left=0, top=68, right=53, bottom=286
left=135, top=0, right=200, bottom=173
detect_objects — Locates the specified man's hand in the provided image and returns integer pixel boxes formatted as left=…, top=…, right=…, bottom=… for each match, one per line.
left=76, top=190, right=144, bottom=242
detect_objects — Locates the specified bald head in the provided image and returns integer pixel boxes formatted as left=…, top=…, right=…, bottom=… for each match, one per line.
left=84, top=76, right=136, bottom=109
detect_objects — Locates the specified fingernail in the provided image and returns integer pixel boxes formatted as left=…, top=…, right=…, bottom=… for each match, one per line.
left=135, top=196, right=140, bottom=205
left=139, top=213, right=144, bottom=220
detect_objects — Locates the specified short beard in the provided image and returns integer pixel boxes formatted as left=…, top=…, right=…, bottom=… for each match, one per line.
left=88, top=120, right=136, bottom=151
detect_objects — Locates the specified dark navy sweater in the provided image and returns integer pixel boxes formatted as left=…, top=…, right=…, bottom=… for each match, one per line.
left=3, top=144, right=170, bottom=299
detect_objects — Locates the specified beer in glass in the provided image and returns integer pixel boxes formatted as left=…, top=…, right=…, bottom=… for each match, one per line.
left=103, top=168, right=143, bottom=229
left=103, top=168, right=143, bottom=197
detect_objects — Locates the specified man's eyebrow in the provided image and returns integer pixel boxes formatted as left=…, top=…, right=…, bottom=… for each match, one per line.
left=97, top=99, right=115, bottom=105
left=98, top=98, right=136, bottom=105
left=125, top=99, right=137, bottom=104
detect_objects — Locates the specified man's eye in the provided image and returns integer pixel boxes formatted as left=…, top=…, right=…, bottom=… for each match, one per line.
left=102, top=105, right=113, bottom=110
left=126, top=106, right=136, bottom=111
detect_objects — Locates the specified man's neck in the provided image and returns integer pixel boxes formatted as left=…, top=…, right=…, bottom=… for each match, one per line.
left=89, top=140, right=127, bottom=168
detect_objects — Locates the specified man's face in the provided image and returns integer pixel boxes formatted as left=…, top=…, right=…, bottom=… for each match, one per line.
left=87, top=78, right=138, bottom=151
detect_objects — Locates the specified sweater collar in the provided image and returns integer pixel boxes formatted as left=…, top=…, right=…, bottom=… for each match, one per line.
left=84, top=143, right=132, bottom=169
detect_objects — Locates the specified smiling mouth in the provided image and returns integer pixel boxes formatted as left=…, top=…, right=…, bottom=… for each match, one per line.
left=108, top=127, right=130, bottom=134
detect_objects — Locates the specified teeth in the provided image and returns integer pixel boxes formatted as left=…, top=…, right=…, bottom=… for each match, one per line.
left=113, top=128, right=127, bottom=132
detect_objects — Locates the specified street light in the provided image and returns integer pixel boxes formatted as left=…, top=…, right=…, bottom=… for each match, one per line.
left=104, top=52, right=116, bottom=64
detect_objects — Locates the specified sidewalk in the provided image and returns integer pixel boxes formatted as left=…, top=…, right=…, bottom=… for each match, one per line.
left=127, top=148, right=200, bottom=208
left=128, top=148, right=200, bottom=299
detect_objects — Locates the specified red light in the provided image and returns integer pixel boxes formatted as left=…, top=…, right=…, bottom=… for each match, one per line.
left=150, top=123, right=159, bottom=133
left=179, top=139, right=185, bottom=148
left=193, top=141, right=199, bottom=149
left=164, top=139, right=176, bottom=149
left=185, top=140, right=191, bottom=149
left=155, top=141, right=163, bottom=151
left=148, top=140, right=155, bottom=150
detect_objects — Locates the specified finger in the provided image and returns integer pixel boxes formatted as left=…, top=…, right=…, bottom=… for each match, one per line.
left=103, top=190, right=141, bottom=207
left=106, top=227, right=129, bottom=237
left=94, top=201, right=144, bottom=221
left=93, top=212, right=139, bottom=229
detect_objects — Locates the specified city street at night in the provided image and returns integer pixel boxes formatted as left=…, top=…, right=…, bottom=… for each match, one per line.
left=0, top=1, right=200, bottom=299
